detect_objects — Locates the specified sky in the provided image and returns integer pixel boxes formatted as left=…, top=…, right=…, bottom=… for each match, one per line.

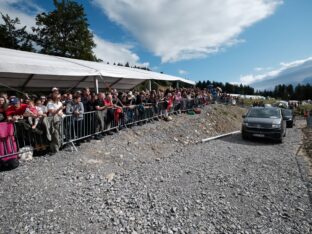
left=1, top=0, right=312, bottom=89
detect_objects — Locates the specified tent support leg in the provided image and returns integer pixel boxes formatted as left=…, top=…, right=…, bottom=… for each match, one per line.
left=176, top=81, right=179, bottom=89
left=94, top=77, right=99, bottom=94
left=148, top=80, right=152, bottom=91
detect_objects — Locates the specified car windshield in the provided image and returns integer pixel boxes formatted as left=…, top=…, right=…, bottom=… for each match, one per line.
left=247, top=108, right=281, bottom=119
left=282, top=109, right=292, bottom=116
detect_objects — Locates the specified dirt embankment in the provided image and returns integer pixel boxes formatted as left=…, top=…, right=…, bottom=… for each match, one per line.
left=302, top=126, right=312, bottom=176
left=147, top=104, right=246, bottom=143
left=81, top=104, right=246, bottom=164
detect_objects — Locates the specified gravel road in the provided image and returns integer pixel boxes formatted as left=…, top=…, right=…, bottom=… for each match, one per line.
left=0, top=116, right=311, bottom=233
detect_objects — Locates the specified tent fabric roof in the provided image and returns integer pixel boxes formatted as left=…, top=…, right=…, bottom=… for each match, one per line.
left=0, top=47, right=195, bottom=90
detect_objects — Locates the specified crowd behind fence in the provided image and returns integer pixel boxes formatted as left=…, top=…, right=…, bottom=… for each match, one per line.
left=1, top=85, right=304, bottom=168
left=61, top=98, right=205, bottom=147
left=1, top=86, right=220, bottom=166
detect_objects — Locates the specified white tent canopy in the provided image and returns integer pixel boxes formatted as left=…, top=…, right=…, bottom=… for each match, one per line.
left=0, top=47, right=195, bottom=91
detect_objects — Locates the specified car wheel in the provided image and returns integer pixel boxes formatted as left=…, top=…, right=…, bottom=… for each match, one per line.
left=289, top=122, right=293, bottom=128
left=277, top=135, right=283, bottom=144
left=242, top=131, right=248, bottom=140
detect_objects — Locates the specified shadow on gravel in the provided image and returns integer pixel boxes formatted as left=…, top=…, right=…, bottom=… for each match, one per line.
left=220, top=133, right=281, bottom=146
left=0, top=166, right=16, bottom=173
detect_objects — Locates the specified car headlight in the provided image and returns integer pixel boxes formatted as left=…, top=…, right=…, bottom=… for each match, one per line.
left=272, top=124, right=281, bottom=128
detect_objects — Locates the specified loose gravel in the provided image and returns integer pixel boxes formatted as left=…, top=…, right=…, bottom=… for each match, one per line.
left=0, top=106, right=311, bottom=233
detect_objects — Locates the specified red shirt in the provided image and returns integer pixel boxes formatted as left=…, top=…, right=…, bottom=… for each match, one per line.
left=167, top=96, right=174, bottom=110
left=27, top=106, right=38, bottom=115
left=6, top=104, right=28, bottom=117
left=104, top=99, right=113, bottom=107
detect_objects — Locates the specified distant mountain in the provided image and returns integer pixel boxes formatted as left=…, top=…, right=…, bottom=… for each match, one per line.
left=302, top=77, right=312, bottom=84
left=250, top=58, right=312, bottom=90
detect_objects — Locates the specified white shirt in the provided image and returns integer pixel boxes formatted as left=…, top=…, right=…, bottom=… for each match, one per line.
left=47, top=101, right=64, bottom=117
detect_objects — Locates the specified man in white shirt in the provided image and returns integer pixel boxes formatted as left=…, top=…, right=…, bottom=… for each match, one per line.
left=47, top=87, right=65, bottom=154
left=47, top=88, right=64, bottom=117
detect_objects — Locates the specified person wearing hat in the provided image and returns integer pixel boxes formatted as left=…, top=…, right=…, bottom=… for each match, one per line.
left=126, top=91, right=135, bottom=105
left=46, top=87, right=65, bottom=154
left=6, top=97, right=28, bottom=122
left=51, top=87, right=59, bottom=92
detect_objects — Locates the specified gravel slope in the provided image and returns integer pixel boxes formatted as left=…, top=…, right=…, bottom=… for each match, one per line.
left=0, top=107, right=311, bottom=233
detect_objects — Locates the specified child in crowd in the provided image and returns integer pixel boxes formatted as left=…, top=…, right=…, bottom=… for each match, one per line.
left=35, top=98, right=47, bottom=116
left=25, top=100, right=41, bottom=129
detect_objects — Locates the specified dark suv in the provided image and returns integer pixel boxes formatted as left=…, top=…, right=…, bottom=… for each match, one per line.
left=282, top=109, right=294, bottom=128
left=241, top=107, right=286, bottom=143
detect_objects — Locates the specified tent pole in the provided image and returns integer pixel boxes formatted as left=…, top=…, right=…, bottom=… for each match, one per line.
left=176, top=81, right=179, bottom=89
left=94, top=76, right=99, bottom=94
left=148, top=80, right=152, bottom=91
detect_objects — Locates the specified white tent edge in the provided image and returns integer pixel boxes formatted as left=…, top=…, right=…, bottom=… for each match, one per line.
left=0, top=47, right=195, bottom=92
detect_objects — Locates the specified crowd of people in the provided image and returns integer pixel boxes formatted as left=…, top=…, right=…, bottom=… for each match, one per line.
left=0, top=87, right=215, bottom=156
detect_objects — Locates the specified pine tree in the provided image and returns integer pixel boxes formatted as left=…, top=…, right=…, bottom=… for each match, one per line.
left=32, top=0, right=97, bottom=61
left=0, top=13, right=34, bottom=51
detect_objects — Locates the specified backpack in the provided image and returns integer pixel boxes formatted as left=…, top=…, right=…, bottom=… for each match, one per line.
left=193, top=108, right=201, bottom=114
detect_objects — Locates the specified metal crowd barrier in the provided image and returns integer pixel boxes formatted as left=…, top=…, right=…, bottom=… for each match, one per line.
left=0, top=97, right=211, bottom=159
left=61, top=97, right=211, bottom=148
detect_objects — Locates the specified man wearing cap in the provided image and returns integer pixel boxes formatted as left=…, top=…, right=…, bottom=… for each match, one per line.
left=6, top=97, right=28, bottom=122
left=46, top=87, right=65, bottom=154
left=5, top=97, right=39, bottom=152
left=47, top=88, right=64, bottom=118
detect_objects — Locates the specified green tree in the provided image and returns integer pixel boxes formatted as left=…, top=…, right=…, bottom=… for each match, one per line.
left=286, top=84, right=294, bottom=99
left=32, top=0, right=97, bottom=61
left=0, top=13, right=34, bottom=51
left=224, top=82, right=233, bottom=93
left=196, top=81, right=202, bottom=88
left=303, top=83, right=312, bottom=100
left=202, top=80, right=207, bottom=88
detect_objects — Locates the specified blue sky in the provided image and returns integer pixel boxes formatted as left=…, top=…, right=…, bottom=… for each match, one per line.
left=1, top=0, right=312, bottom=88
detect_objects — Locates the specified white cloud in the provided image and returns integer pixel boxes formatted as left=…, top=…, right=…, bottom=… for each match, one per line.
left=0, top=0, right=40, bottom=32
left=94, top=0, right=282, bottom=63
left=254, top=67, right=264, bottom=72
left=254, top=67, right=273, bottom=72
left=178, top=69, right=188, bottom=75
left=0, top=0, right=148, bottom=67
left=93, top=34, right=149, bottom=66
left=240, top=57, right=312, bottom=86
